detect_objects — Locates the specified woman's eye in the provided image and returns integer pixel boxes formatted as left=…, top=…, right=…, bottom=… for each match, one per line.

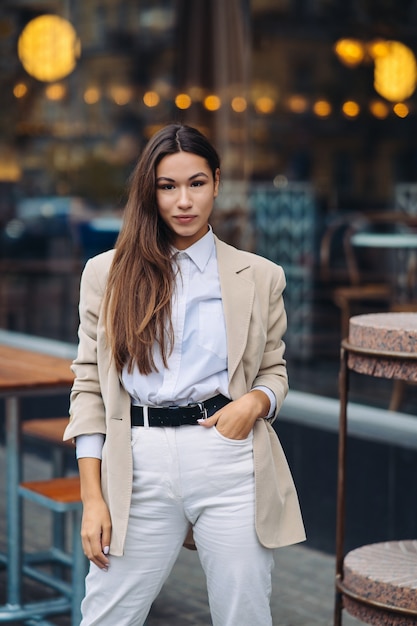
left=191, top=180, right=204, bottom=187
left=158, top=184, right=174, bottom=190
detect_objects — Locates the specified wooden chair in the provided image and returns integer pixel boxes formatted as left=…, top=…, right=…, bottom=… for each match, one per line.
left=320, top=215, right=392, bottom=339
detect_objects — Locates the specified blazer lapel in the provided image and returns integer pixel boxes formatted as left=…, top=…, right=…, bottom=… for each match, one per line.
left=214, top=237, right=254, bottom=383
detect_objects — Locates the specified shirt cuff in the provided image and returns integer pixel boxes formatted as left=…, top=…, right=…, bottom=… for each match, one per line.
left=76, top=433, right=105, bottom=460
left=251, top=386, right=276, bottom=419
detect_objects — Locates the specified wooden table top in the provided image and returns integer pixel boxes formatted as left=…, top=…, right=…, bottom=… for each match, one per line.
left=0, top=344, right=74, bottom=393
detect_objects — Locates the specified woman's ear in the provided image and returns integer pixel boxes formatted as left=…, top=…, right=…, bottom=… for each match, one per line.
left=214, top=168, right=220, bottom=197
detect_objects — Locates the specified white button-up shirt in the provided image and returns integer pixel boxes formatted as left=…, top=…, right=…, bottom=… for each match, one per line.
left=122, top=227, right=229, bottom=406
left=76, top=228, right=275, bottom=458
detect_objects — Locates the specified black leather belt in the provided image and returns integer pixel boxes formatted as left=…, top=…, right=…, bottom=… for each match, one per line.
left=131, top=394, right=230, bottom=427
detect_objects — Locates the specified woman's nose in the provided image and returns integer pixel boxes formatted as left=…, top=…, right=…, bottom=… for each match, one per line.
left=177, top=187, right=192, bottom=209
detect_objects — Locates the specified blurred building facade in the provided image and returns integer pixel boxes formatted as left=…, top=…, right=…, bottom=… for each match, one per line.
left=2, top=1, right=417, bottom=208
left=1, top=0, right=417, bottom=397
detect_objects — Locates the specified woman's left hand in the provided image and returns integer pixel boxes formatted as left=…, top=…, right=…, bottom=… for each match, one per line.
left=198, top=390, right=270, bottom=440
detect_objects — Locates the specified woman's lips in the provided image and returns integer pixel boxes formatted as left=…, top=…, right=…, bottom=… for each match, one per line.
left=175, top=215, right=196, bottom=224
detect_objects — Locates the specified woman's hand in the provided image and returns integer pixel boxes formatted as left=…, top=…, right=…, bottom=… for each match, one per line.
left=78, top=457, right=111, bottom=569
left=81, top=497, right=112, bottom=569
left=198, top=390, right=270, bottom=440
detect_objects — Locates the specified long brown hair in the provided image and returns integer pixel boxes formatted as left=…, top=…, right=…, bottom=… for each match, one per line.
left=103, top=124, right=221, bottom=374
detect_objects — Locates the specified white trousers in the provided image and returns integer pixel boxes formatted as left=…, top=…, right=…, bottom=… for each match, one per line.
left=80, top=425, right=275, bottom=626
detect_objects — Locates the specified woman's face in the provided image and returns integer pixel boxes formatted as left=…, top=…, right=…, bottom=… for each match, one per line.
left=155, top=151, right=220, bottom=250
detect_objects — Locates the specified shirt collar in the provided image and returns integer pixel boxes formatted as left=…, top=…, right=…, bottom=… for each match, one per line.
left=174, top=227, right=215, bottom=272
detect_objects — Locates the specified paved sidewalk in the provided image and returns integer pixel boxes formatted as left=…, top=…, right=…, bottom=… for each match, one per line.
left=0, top=445, right=364, bottom=625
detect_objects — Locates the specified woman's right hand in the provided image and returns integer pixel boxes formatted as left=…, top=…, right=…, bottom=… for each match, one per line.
left=78, top=457, right=112, bottom=569
left=81, top=497, right=112, bottom=569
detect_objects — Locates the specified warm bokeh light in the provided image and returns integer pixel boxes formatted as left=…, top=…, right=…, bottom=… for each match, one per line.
left=369, top=100, right=389, bottom=119
left=45, top=83, right=66, bottom=101
left=18, top=15, right=81, bottom=82
left=342, top=100, right=360, bottom=117
left=334, top=38, right=365, bottom=67
left=313, top=100, right=332, bottom=117
left=144, top=124, right=165, bottom=139
left=203, top=94, right=221, bottom=111
left=143, top=91, right=160, bottom=107
left=287, top=95, right=308, bottom=114
left=393, top=102, right=409, bottom=118
left=84, top=87, right=100, bottom=104
left=231, top=96, right=247, bottom=112
left=188, top=86, right=205, bottom=101
left=0, top=148, right=21, bottom=181
left=175, top=93, right=192, bottom=109
left=13, top=83, right=28, bottom=98
left=151, top=79, right=171, bottom=98
left=255, top=96, right=275, bottom=114
left=109, top=86, right=132, bottom=105
left=368, top=39, right=391, bottom=59
left=374, top=41, right=417, bottom=102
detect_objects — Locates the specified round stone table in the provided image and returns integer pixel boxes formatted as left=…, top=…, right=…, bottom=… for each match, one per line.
left=347, top=313, right=417, bottom=382
left=343, top=540, right=417, bottom=625
left=334, top=313, right=417, bottom=626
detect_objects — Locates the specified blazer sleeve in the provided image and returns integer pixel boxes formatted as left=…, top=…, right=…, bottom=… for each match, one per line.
left=252, top=265, right=288, bottom=421
left=63, top=257, right=107, bottom=441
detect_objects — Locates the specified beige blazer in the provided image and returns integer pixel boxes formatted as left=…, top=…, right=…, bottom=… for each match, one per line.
left=64, top=236, right=306, bottom=555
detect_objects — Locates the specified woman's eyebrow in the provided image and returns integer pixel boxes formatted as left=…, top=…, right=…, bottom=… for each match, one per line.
left=189, top=172, right=209, bottom=180
left=156, top=172, right=209, bottom=183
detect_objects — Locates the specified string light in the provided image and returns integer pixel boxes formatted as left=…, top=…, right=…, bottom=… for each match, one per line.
left=203, top=94, right=221, bottom=111
left=13, top=83, right=28, bottom=98
left=255, top=96, right=275, bottom=114
left=109, top=86, right=132, bottom=105
left=334, top=39, right=365, bottom=67
left=342, top=100, right=360, bottom=118
left=175, top=93, right=192, bottom=109
left=369, top=100, right=389, bottom=119
left=84, top=87, right=100, bottom=104
left=231, top=96, right=247, bottom=112
left=143, top=91, right=160, bottom=107
left=368, top=39, right=391, bottom=60
left=287, top=95, right=308, bottom=114
left=313, top=100, right=332, bottom=117
left=393, top=102, right=409, bottom=118
left=45, top=83, right=66, bottom=100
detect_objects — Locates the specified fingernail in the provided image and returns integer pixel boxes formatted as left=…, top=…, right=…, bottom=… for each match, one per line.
left=103, top=546, right=110, bottom=555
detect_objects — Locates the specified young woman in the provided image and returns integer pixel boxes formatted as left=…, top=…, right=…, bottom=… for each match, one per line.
left=64, top=123, right=305, bottom=626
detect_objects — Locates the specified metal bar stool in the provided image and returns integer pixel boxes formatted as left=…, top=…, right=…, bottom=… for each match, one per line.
left=22, top=417, right=75, bottom=559
left=20, top=418, right=87, bottom=625
left=19, top=476, right=87, bottom=626
left=22, top=417, right=73, bottom=475
left=334, top=312, right=417, bottom=625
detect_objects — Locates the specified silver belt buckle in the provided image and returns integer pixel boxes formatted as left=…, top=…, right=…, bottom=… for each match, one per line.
left=197, top=402, right=208, bottom=420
